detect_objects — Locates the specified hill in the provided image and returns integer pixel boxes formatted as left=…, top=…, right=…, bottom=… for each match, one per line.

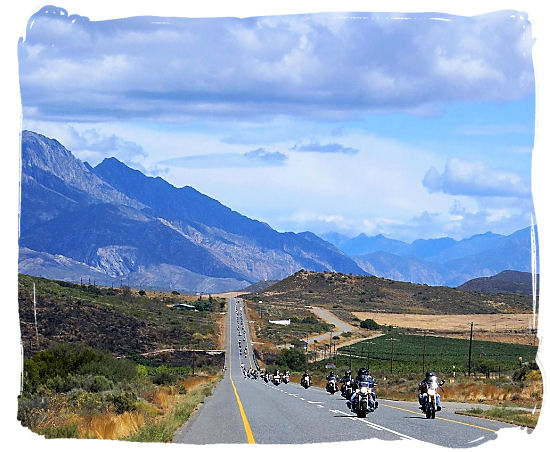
left=458, top=270, right=538, bottom=295
left=242, top=280, right=280, bottom=292
left=18, top=274, right=224, bottom=358
left=243, top=270, right=534, bottom=315
left=19, top=131, right=365, bottom=292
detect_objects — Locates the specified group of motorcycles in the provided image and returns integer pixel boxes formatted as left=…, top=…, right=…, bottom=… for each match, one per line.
left=234, top=300, right=443, bottom=420
left=324, top=369, right=378, bottom=418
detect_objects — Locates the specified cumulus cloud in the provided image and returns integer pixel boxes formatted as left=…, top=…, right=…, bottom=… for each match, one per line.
left=422, top=158, right=531, bottom=198
left=158, top=148, right=287, bottom=168
left=291, top=141, right=359, bottom=154
left=19, top=7, right=534, bottom=122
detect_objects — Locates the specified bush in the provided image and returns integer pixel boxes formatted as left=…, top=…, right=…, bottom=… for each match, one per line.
left=359, top=319, right=381, bottom=330
left=23, top=344, right=137, bottom=395
left=277, top=349, right=307, bottom=371
left=138, top=290, right=146, bottom=296
left=107, top=392, right=138, bottom=414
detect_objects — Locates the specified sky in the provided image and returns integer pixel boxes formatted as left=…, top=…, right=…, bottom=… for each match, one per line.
left=18, top=5, right=537, bottom=242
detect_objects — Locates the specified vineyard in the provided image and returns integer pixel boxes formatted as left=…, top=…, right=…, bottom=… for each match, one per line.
left=336, top=333, right=538, bottom=374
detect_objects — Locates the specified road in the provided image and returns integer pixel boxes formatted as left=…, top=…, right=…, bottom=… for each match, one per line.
left=173, top=298, right=529, bottom=446
left=305, top=306, right=355, bottom=344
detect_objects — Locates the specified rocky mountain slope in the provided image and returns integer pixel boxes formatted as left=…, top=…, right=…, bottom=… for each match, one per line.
left=323, top=227, right=537, bottom=287
left=19, top=131, right=365, bottom=292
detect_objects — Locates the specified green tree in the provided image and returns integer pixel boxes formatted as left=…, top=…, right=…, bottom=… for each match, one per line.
left=277, top=349, right=306, bottom=371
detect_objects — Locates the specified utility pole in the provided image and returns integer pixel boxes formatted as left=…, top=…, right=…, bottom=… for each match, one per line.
left=364, top=341, right=373, bottom=369
left=386, top=338, right=398, bottom=373
left=468, top=322, right=474, bottom=377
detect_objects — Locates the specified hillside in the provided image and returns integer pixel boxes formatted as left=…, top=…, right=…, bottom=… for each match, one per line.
left=19, top=131, right=365, bottom=292
left=242, top=280, right=280, bottom=292
left=243, top=270, right=534, bottom=315
left=18, top=274, right=224, bottom=358
left=458, top=270, right=538, bottom=295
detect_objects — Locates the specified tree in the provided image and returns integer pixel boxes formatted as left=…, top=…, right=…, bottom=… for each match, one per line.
left=359, top=319, right=381, bottom=330
left=277, top=349, right=306, bottom=371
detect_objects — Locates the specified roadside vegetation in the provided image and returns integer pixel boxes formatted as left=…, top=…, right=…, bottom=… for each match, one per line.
left=454, top=407, right=539, bottom=429
left=17, top=274, right=227, bottom=440
left=18, top=273, right=225, bottom=356
left=18, top=343, right=221, bottom=440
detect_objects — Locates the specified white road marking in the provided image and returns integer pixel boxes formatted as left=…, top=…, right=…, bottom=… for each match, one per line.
left=300, top=397, right=305, bottom=401
left=468, top=436, right=485, bottom=444
left=330, top=409, right=419, bottom=441
left=307, top=401, right=323, bottom=404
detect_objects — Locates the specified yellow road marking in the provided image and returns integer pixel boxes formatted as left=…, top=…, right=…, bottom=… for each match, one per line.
left=380, top=403, right=498, bottom=433
left=230, top=376, right=256, bottom=443
left=228, top=299, right=256, bottom=444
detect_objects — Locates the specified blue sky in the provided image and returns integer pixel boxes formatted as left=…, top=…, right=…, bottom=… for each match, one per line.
left=19, top=6, right=536, bottom=242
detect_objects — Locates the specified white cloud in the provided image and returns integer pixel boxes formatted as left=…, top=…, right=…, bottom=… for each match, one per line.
left=19, top=9, right=534, bottom=122
left=422, top=158, right=531, bottom=198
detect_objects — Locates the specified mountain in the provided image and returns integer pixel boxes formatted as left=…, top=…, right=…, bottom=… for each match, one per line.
left=338, top=233, right=410, bottom=256
left=457, top=270, right=539, bottom=296
left=349, top=227, right=536, bottom=287
left=351, top=251, right=448, bottom=286
left=19, top=131, right=366, bottom=292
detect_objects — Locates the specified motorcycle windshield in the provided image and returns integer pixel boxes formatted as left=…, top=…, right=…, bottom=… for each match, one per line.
left=427, top=376, right=439, bottom=389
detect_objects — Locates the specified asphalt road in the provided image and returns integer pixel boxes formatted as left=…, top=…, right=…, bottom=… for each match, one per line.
left=173, top=298, right=530, bottom=446
left=306, top=306, right=354, bottom=344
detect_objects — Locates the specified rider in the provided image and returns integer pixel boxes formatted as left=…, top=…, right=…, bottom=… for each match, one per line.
left=347, top=368, right=377, bottom=411
left=340, top=369, right=353, bottom=394
left=301, top=369, right=311, bottom=384
left=418, top=371, right=444, bottom=411
left=326, top=370, right=337, bottom=382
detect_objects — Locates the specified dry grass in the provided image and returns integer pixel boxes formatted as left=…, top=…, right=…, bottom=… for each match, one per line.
left=351, top=312, right=538, bottom=345
left=377, top=378, right=543, bottom=407
left=79, top=411, right=145, bottom=440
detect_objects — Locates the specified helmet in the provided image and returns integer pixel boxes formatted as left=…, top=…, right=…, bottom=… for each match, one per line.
left=358, top=367, right=368, bottom=376
left=329, top=370, right=334, bottom=376
left=426, top=371, right=435, bottom=378
left=345, top=369, right=352, bottom=376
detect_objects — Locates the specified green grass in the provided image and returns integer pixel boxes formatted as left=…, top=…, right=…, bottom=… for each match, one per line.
left=455, top=407, right=539, bottom=429
left=338, top=332, right=538, bottom=373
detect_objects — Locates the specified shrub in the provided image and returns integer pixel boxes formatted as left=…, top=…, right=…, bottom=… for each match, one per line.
left=277, top=349, right=306, bottom=371
left=359, top=319, right=381, bottom=330
left=138, top=290, right=146, bottom=296
left=107, top=391, right=138, bottom=414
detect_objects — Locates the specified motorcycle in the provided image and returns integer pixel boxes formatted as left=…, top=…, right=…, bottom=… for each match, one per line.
left=273, top=374, right=281, bottom=386
left=301, top=375, right=311, bottom=389
left=282, top=373, right=290, bottom=384
left=263, top=373, right=270, bottom=383
left=341, top=380, right=354, bottom=399
left=351, top=380, right=376, bottom=418
left=421, top=377, right=443, bottom=419
left=326, top=377, right=338, bottom=394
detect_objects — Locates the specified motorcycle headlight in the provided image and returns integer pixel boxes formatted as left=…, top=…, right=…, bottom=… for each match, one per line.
left=360, top=386, right=368, bottom=395
left=428, top=388, right=436, bottom=396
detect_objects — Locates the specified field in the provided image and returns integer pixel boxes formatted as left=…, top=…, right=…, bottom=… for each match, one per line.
left=351, top=312, right=538, bottom=345
left=337, top=333, right=538, bottom=374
